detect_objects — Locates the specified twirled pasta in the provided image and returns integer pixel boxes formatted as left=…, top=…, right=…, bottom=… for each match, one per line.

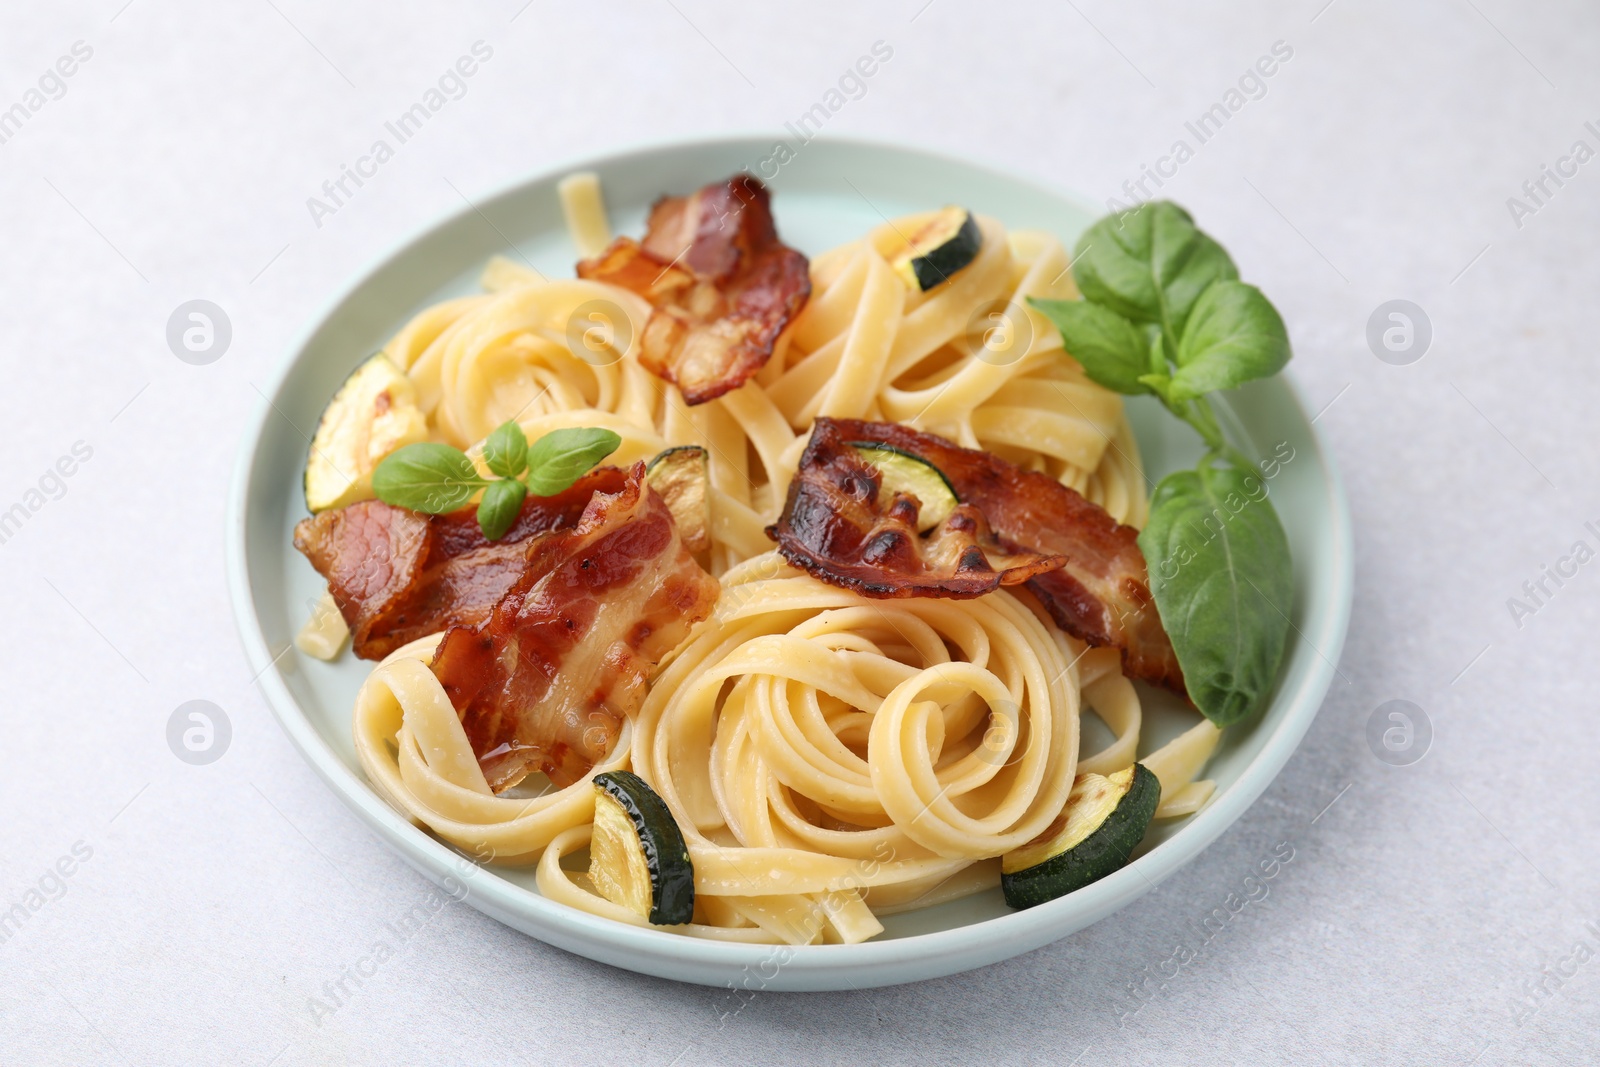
left=629, top=554, right=1082, bottom=933
left=353, top=556, right=1159, bottom=943
left=352, top=634, right=631, bottom=866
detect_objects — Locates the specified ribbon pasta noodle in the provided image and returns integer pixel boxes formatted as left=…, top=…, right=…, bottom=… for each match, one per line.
left=338, top=179, right=1218, bottom=944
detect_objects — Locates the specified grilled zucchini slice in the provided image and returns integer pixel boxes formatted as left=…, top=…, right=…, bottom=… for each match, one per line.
left=1001, top=763, right=1160, bottom=909
left=303, top=354, right=427, bottom=512
left=851, top=443, right=958, bottom=532
left=589, top=771, right=695, bottom=926
left=646, top=445, right=711, bottom=553
left=891, top=207, right=982, bottom=292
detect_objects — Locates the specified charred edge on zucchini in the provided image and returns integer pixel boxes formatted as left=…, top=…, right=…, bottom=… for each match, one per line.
left=892, top=207, right=982, bottom=293
left=589, top=771, right=695, bottom=926
left=848, top=443, right=959, bottom=533
left=1000, top=763, right=1160, bottom=910
left=645, top=445, right=711, bottom=553
left=304, top=353, right=428, bottom=513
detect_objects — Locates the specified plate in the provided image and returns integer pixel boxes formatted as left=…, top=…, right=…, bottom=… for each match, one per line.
left=227, top=135, right=1352, bottom=991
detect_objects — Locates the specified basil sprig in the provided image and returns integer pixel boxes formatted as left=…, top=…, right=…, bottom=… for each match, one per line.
left=1031, top=201, right=1294, bottom=728
left=372, top=422, right=621, bottom=540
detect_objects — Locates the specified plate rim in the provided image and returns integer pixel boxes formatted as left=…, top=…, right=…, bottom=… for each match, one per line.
left=226, top=132, right=1354, bottom=990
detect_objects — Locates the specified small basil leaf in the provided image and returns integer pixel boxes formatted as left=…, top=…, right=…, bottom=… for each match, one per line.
left=483, top=420, right=528, bottom=479
left=476, top=476, right=528, bottom=540
left=524, top=427, right=623, bottom=496
left=1028, top=297, right=1151, bottom=396
left=1138, top=463, right=1293, bottom=728
left=372, top=442, right=485, bottom=514
left=1072, top=201, right=1238, bottom=347
left=1168, top=281, right=1291, bottom=401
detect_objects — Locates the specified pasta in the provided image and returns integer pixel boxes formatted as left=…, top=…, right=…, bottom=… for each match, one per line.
left=324, top=174, right=1220, bottom=945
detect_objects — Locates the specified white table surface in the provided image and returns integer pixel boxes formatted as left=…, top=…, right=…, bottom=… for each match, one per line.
left=3, top=1, right=1597, bottom=1063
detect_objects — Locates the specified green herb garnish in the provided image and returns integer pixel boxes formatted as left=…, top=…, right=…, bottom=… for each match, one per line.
left=524, top=427, right=627, bottom=497
left=1031, top=201, right=1293, bottom=728
left=482, top=418, right=529, bottom=479
left=372, top=422, right=621, bottom=540
left=474, top=476, right=528, bottom=541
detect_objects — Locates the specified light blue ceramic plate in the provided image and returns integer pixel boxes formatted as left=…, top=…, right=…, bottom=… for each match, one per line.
left=227, top=136, right=1352, bottom=991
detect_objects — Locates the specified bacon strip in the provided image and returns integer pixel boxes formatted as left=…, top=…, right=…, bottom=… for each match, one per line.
left=428, top=463, right=719, bottom=792
left=294, top=468, right=631, bottom=660
left=777, top=419, right=1185, bottom=695
left=577, top=175, right=810, bottom=404
left=767, top=418, right=1065, bottom=598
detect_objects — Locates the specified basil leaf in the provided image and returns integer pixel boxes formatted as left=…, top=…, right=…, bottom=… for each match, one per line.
left=1138, top=463, right=1293, bottom=727
left=1072, top=201, right=1238, bottom=350
left=476, top=476, right=527, bottom=540
left=372, top=442, right=485, bottom=514
left=1168, top=281, right=1291, bottom=401
left=524, top=427, right=622, bottom=496
left=1028, top=297, right=1151, bottom=396
left=484, top=420, right=528, bottom=479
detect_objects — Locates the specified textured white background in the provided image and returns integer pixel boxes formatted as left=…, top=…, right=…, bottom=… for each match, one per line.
left=1, top=1, right=1597, bottom=1064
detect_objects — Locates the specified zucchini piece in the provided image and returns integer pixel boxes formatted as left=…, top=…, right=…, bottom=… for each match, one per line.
left=850, top=443, right=958, bottom=532
left=303, top=354, right=428, bottom=512
left=1001, top=763, right=1160, bottom=910
left=646, top=445, right=711, bottom=553
left=891, top=207, right=982, bottom=292
left=589, top=771, right=695, bottom=925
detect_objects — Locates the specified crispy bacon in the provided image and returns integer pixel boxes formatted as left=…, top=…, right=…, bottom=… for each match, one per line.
left=767, top=418, right=1065, bottom=598
left=428, top=463, right=719, bottom=792
left=775, top=419, right=1185, bottom=695
left=576, top=175, right=810, bottom=404
left=294, top=468, right=631, bottom=660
